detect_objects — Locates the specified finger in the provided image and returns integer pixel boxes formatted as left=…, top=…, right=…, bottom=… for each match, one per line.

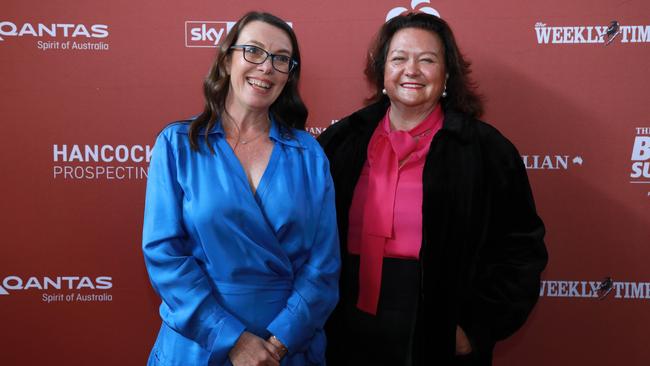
left=262, top=340, right=281, bottom=361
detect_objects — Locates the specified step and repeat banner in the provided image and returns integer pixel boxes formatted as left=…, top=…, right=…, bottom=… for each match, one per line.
left=1, top=0, right=649, bottom=365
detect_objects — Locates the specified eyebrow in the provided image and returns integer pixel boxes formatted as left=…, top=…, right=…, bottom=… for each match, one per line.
left=390, top=49, right=440, bottom=57
left=244, top=40, right=292, bottom=55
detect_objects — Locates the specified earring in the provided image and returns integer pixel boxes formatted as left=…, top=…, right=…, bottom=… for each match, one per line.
left=382, top=88, right=387, bottom=95
left=441, top=84, right=447, bottom=98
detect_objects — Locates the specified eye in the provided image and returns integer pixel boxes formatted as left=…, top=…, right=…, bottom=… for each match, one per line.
left=420, top=58, right=435, bottom=64
left=274, top=55, right=292, bottom=64
left=390, top=56, right=406, bottom=63
left=244, top=46, right=265, bottom=56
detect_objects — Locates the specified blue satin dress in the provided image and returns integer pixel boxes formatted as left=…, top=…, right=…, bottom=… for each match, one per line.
left=142, top=118, right=340, bottom=365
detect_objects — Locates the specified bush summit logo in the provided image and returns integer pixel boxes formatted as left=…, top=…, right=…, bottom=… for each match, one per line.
left=0, top=21, right=110, bottom=51
left=631, top=127, right=650, bottom=182
left=0, top=275, right=113, bottom=303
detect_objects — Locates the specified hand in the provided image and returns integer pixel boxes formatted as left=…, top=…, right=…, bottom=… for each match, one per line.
left=229, top=331, right=280, bottom=366
left=455, top=325, right=472, bottom=356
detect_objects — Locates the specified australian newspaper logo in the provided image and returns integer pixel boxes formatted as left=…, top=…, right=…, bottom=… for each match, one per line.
left=0, top=275, right=113, bottom=303
left=534, top=21, right=650, bottom=44
left=53, top=143, right=152, bottom=180
left=522, top=154, right=583, bottom=170
left=0, top=20, right=110, bottom=51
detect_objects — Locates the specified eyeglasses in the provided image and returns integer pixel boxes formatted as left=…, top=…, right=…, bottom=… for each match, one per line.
left=230, top=44, right=298, bottom=74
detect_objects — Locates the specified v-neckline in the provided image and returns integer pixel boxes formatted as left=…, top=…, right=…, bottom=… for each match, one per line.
left=222, top=139, right=279, bottom=200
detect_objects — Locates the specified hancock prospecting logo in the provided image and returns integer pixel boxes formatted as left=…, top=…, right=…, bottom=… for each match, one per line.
left=0, top=275, right=113, bottom=303
left=386, top=0, right=440, bottom=22
left=52, top=143, right=152, bottom=180
left=0, top=21, right=110, bottom=51
left=521, top=154, right=584, bottom=170
left=630, top=127, right=650, bottom=187
left=534, top=21, right=650, bottom=45
left=540, top=277, right=650, bottom=300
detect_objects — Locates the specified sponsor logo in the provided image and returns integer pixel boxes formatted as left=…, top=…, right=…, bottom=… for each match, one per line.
left=0, top=275, right=113, bottom=303
left=305, top=119, right=339, bottom=137
left=522, top=155, right=583, bottom=170
left=52, top=144, right=152, bottom=180
left=540, top=278, right=650, bottom=300
left=631, top=127, right=650, bottom=185
left=0, top=20, right=110, bottom=51
left=185, top=21, right=236, bottom=48
left=534, top=21, right=650, bottom=45
left=386, top=0, right=440, bottom=22
left=185, top=20, right=293, bottom=48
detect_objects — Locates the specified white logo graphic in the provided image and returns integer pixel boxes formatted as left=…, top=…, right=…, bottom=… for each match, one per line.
left=386, top=0, right=440, bottom=22
left=52, top=144, right=152, bottom=180
left=631, top=127, right=650, bottom=183
left=0, top=275, right=112, bottom=294
left=0, top=21, right=110, bottom=51
left=185, top=21, right=236, bottom=48
left=522, top=155, right=583, bottom=170
left=540, top=279, right=650, bottom=300
left=0, top=275, right=114, bottom=303
left=534, top=22, right=650, bottom=44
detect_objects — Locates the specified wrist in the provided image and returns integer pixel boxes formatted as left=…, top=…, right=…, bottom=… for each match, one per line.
left=269, top=335, right=288, bottom=357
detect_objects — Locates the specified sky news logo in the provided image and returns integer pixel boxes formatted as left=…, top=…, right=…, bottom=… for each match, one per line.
left=185, top=21, right=236, bottom=48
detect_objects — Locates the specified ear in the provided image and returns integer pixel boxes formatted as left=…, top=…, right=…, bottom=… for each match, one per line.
left=224, top=54, right=232, bottom=76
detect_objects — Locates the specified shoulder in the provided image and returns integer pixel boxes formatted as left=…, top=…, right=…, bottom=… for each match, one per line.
left=318, top=100, right=389, bottom=149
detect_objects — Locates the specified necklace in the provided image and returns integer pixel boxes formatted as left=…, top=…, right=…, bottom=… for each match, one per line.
left=239, top=129, right=267, bottom=144
left=225, top=116, right=269, bottom=149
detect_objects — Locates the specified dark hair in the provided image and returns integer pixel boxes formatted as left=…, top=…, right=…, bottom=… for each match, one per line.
left=365, top=12, right=483, bottom=118
left=188, top=11, right=308, bottom=151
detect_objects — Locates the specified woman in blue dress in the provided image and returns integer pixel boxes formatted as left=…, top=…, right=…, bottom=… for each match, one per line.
left=142, top=11, right=340, bottom=366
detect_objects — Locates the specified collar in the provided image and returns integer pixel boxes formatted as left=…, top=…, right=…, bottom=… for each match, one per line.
left=174, top=114, right=304, bottom=148
left=347, top=97, right=472, bottom=144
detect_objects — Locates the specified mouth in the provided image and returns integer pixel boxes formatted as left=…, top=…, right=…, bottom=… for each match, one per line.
left=400, top=82, right=425, bottom=89
left=246, top=77, right=272, bottom=90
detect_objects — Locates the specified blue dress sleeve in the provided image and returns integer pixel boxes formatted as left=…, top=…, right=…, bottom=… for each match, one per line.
left=266, top=157, right=341, bottom=354
left=142, top=129, right=246, bottom=364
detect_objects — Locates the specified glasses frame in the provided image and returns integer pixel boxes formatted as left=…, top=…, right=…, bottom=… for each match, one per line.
left=229, top=44, right=298, bottom=74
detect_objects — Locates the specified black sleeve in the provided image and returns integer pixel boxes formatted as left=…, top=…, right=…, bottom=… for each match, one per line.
left=459, top=130, right=548, bottom=354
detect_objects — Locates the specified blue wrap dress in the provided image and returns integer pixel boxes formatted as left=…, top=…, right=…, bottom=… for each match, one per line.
left=142, top=118, right=340, bottom=365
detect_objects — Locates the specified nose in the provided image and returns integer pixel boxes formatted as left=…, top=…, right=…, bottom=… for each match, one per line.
left=257, top=56, right=274, bottom=74
left=404, top=59, right=420, bottom=77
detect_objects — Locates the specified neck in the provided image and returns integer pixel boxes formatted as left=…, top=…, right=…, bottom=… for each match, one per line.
left=388, top=102, right=438, bottom=131
left=223, top=95, right=271, bottom=134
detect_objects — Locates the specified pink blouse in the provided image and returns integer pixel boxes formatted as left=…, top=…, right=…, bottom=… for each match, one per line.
left=347, top=104, right=443, bottom=314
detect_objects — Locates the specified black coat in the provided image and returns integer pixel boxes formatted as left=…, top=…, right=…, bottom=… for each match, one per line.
left=318, top=99, right=548, bottom=366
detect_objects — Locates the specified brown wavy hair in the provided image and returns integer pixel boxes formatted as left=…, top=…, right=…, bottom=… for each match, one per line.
left=365, top=12, right=484, bottom=118
left=188, top=11, right=308, bottom=151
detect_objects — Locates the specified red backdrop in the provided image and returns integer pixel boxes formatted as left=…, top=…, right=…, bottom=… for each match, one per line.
left=1, top=0, right=649, bottom=365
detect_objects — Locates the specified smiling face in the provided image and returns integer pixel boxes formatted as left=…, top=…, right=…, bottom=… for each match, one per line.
left=383, top=27, right=447, bottom=114
left=225, top=20, right=292, bottom=114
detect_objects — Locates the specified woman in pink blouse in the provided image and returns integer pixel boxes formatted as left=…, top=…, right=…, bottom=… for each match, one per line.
left=319, top=12, right=547, bottom=366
